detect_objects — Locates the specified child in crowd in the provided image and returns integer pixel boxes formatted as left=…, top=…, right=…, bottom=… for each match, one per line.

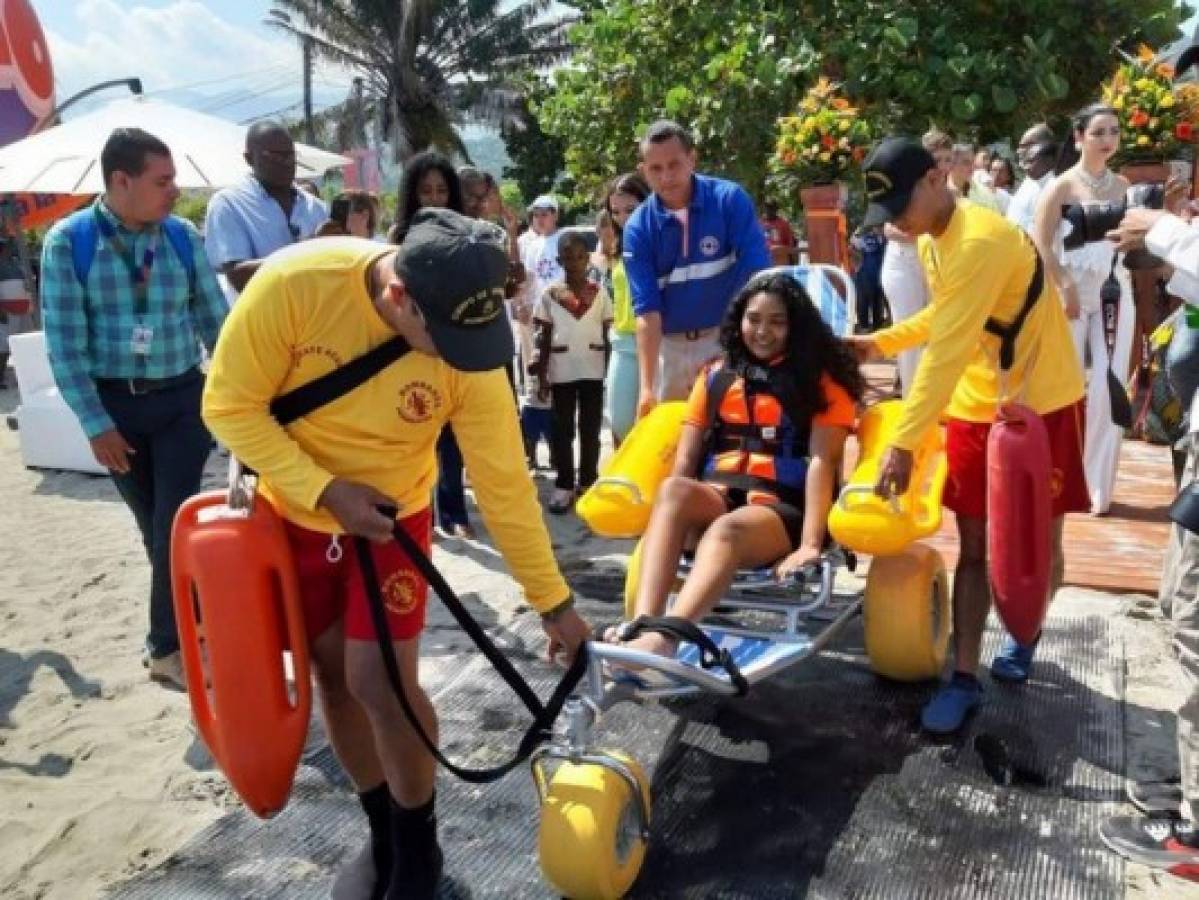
left=520, top=374, right=554, bottom=471
left=608, top=271, right=864, bottom=657
left=530, top=230, right=613, bottom=514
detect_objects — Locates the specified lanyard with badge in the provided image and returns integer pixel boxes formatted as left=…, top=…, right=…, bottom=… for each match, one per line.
left=95, top=206, right=158, bottom=367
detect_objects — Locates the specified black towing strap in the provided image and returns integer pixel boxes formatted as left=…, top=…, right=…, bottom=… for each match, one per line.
left=356, top=517, right=589, bottom=784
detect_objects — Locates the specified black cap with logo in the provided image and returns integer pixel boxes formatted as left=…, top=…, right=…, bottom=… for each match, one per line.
left=860, top=137, right=937, bottom=229
left=395, top=208, right=514, bottom=372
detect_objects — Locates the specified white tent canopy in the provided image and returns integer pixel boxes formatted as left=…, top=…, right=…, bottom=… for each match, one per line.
left=0, top=95, right=350, bottom=194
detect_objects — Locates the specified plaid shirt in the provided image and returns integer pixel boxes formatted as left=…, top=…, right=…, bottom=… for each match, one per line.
left=41, top=199, right=227, bottom=437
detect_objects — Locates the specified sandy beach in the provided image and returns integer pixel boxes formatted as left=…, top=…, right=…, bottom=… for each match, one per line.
left=0, top=372, right=1197, bottom=898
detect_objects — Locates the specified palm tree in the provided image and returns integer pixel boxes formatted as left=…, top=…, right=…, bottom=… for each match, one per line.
left=268, top=0, right=575, bottom=161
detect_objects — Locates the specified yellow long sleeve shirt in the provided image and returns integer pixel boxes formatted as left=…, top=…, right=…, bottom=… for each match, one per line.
left=202, top=237, right=570, bottom=614
left=873, top=201, right=1084, bottom=451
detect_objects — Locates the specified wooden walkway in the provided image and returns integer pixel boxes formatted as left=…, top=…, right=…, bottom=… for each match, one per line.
left=857, top=363, right=1174, bottom=595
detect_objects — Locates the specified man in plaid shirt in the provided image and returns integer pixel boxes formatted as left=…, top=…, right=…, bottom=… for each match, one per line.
left=41, top=128, right=227, bottom=690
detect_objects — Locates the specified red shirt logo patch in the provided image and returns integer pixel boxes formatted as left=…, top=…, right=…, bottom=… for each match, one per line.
left=397, top=381, right=442, bottom=423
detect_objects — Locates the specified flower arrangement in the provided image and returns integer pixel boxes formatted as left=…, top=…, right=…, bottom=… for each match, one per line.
left=770, top=78, right=874, bottom=189
left=1102, top=44, right=1197, bottom=162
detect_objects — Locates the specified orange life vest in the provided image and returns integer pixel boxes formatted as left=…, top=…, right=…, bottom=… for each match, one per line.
left=699, top=362, right=811, bottom=508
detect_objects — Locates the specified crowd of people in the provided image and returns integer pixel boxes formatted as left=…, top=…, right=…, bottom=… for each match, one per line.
left=10, top=98, right=1199, bottom=895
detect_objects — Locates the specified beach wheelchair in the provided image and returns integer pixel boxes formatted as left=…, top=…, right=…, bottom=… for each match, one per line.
left=538, top=266, right=952, bottom=899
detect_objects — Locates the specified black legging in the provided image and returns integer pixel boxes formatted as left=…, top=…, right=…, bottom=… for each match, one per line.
left=550, top=379, right=604, bottom=491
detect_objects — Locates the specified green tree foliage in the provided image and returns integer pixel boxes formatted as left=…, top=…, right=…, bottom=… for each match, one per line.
left=541, top=0, right=1188, bottom=200
left=269, top=0, right=576, bottom=161
left=501, top=85, right=568, bottom=203
left=541, top=1, right=813, bottom=200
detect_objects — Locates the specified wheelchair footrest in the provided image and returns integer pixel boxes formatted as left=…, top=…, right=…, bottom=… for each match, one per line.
left=612, top=628, right=811, bottom=693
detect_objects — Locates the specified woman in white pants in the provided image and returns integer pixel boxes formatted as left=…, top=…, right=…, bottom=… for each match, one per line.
left=1034, top=103, right=1134, bottom=515
left=879, top=223, right=929, bottom=395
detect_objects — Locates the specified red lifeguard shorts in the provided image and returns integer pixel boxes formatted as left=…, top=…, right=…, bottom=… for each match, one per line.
left=283, top=506, right=432, bottom=643
left=943, top=399, right=1090, bottom=520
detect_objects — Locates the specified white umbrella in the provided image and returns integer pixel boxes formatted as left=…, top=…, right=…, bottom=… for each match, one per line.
left=0, top=95, right=350, bottom=194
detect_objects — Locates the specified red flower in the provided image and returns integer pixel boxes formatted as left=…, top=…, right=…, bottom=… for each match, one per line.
left=820, top=134, right=837, bottom=150
left=1177, top=122, right=1195, bottom=142
left=1129, top=108, right=1150, bottom=127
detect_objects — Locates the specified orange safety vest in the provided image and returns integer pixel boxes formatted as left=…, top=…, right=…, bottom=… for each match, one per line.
left=699, top=363, right=811, bottom=508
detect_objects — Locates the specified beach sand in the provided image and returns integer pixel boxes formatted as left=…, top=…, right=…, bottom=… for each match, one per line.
left=0, top=375, right=1197, bottom=898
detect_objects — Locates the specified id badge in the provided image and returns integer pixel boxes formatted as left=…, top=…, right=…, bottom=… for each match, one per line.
left=130, top=325, right=154, bottom=356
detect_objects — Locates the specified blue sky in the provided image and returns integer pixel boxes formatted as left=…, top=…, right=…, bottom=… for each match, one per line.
left=36, top=1, right=353, bottom=122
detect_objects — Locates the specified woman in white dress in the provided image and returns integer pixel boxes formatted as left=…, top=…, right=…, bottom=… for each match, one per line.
left=1033, top=104, right=1135, bottom=515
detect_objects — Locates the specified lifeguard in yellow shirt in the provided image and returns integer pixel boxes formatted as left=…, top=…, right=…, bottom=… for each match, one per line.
left=202, top=209, right=590, bottom=900
left=851, top=138, right=1087, bottom=735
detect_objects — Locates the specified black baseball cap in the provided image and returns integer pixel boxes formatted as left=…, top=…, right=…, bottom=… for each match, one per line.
left=395, top=208, right=514, bottom=372
left=860, top=137, right=937, bottom=229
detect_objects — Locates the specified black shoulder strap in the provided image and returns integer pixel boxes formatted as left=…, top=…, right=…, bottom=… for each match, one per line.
left=270, top=337, right=410, bottom=426
left=984, top=242, right=1044, bottom=372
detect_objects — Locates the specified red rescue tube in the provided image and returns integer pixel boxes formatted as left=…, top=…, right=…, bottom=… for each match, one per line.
left=987, top=404, right=1053, bottom=645
left=171, top=490, right=311, bottom=818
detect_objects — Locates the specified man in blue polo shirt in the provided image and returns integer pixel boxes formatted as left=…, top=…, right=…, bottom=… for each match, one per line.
left=623, top=120, right=770, bottom=418
left=203, top=121, right=328, bottom=303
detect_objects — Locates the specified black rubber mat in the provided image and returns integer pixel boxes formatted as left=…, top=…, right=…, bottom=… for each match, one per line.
left=111, top=606, right=1124, bottom=899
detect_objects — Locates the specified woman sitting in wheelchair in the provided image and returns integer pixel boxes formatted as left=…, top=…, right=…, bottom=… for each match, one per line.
left=610, top=270, right=864, bottom=659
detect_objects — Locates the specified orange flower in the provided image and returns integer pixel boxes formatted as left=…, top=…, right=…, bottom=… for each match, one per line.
left=1129, top=108, right=1150, bottom=127
left=1157, top=63, right=1176, bottom=79
left=1136, top=43, right=1156, bottom=63
left=821, top=133, right=836, bottom=149
left=831, top=98, right=849, bottom=110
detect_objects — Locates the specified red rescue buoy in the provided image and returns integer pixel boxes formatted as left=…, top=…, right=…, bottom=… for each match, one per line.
left=987, top=404, right=1053, bottom=645
left=171, top=490, right=311, bottom=818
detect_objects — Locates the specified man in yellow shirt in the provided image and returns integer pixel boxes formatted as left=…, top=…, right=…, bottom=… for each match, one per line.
left=203, top=208, right=590, bottom=899
left=852, top=138, right=1087, bottom=735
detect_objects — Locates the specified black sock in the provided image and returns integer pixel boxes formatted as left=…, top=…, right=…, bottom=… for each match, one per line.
left=387, top=793, right=442, bottom=899
left=358, top=783, right=393, bottom=899
left=389, top=792, right=437, bottom=848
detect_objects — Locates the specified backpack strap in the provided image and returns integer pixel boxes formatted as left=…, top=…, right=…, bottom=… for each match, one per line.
left=983, top=240, right=1044, bottom=372
left=160, top=216, right=197, bottom=300
left=66, top=208, right=99, bottom=286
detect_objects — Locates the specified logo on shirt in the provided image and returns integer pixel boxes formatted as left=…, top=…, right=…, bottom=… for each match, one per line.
left=382, top=569, right=422, bottom=616
left=397, top=380, right=442, bottom=423
left=699, top=235, right=721, bottom=257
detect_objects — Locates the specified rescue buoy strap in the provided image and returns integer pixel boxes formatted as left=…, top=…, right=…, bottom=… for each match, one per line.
left=983, top=240, right=1044, bottom=373
left=354, top=521, right=589, bottom=785
left=270, top=337, right=411, bottom=426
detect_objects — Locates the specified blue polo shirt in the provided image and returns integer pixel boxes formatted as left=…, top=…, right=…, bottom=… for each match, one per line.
left=204, top=174, right=328, bottom=298
left=623, top=174, right=770, bottom=334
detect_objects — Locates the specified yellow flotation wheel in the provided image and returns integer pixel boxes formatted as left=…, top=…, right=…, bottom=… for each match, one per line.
left=863, top=542, right=951, bottom=682
left=538, top=751, right=652, bottom=900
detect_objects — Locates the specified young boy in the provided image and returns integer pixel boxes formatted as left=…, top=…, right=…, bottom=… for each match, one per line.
left=529, top=231, right=613, bottom=513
